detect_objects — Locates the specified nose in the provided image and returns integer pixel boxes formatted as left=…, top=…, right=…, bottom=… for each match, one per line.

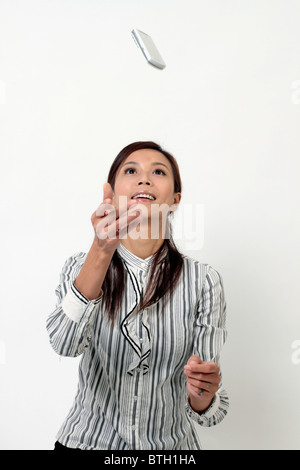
left=138, top=168, right=152, bottom=186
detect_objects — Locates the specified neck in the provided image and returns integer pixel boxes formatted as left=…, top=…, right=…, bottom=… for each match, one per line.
left=120, top=215, right=170, bottom=259
left=120, top=237, right=165, bottom=260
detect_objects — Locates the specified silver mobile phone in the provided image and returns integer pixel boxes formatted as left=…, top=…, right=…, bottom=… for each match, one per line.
left=131, top=29, right=166, bottom=70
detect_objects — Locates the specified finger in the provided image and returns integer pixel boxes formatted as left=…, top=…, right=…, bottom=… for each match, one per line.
left=95, top=201, right=141, bottom=229
left=187, top=380, right=218, bottom=399
left=105, top=195, right=139, bottom=218
left=187, top=378, right=217, bottom=394
left=95, top=203, right=116, bottom=219
left=94, top=198, right=137, bottom=221
left=184, top=371, right=221, bottom=389
left=184, top=365, right=219, bottom=378
left=118, top=197, right=141, bottom=212
left=98, top=211, right=143, bottom=240
left=115, top=211, right=143, bottom=235
left=185, top=362, right=220, bottom=375
left=94, top=195, right=141, bottom=232
left=187, top=382, right=211, bottom=399
left=102, top=216, right=143, bottom=240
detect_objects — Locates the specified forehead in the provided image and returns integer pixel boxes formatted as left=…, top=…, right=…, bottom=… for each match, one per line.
left=122, top=148, right=171, bottom=168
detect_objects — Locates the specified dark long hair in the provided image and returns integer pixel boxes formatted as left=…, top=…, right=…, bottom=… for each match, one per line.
left=101, top=141, right=184, bottom=324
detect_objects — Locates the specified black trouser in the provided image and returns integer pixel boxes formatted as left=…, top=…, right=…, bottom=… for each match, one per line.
left=54, top=441, right=81, bottom=451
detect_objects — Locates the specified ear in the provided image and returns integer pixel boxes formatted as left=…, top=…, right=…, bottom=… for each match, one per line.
left=173, top=192, right=181, bottom=205
left=170, top=193, right=181, bottom=212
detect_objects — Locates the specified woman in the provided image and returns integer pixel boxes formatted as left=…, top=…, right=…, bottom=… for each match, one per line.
left=47, top=141, right=229, bottom=450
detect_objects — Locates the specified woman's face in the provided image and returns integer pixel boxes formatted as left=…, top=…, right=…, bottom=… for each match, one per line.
left=113, top=149, right=181, bottom=216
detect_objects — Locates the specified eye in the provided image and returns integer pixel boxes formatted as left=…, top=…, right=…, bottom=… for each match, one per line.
left=124, top=168, right=166, bottom=175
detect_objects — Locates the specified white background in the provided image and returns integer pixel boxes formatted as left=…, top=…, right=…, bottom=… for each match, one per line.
left=0, top=0, right=299, bottom=450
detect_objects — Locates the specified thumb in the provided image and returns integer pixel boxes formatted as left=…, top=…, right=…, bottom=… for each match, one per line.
left=103, top=182, right=114, bottom=203
left=187, top=355, right=203, bottom=365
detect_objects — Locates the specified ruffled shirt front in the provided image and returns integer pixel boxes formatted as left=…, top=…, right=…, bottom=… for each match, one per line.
left=46, top=243, right=229, bottom=450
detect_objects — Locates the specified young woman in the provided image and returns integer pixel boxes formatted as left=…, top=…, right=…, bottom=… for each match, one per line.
left=47, top=141, right=229, bottom=451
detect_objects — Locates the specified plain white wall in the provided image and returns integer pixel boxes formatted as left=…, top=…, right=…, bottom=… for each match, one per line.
left=0, top=0, right=299, bottom=450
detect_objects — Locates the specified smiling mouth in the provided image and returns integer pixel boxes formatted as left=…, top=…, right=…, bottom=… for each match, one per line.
left=131, top=194, right=156, bottom=201
left=131, top=197, right=154, bottom=202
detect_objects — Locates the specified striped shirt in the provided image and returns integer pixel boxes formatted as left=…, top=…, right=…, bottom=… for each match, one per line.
left=46, top=243, right=229, bottom=450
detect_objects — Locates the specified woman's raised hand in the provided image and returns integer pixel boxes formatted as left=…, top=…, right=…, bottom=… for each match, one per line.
left=91, top=183, right=142, bottom=254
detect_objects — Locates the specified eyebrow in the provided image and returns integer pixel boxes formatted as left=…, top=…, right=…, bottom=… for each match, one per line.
left=122, top=161, right=169, bottom=170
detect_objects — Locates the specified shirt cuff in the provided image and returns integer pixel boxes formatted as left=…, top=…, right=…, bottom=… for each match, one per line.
left=60, top=282, right=103, bottom=323
left=185, top=393, right=220, bottom=425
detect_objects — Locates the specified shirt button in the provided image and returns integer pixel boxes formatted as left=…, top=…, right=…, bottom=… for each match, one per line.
left=141, top=262, right=146, bottom=268
left=133, top=396, right=138, bottom=401
left=131, top=425, right=136, bottom=430
left=136, top=368, right=141, bottom=373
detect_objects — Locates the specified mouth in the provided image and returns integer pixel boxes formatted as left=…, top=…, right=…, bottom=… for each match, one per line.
left=131, top=191, right=156, bottom=202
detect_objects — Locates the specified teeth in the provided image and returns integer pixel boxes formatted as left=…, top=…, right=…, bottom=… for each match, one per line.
left=132, top=194, right=155, bottom=200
